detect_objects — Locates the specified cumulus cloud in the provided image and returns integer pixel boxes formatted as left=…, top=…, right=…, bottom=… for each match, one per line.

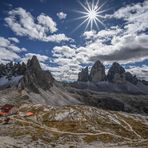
left=8, top=37, right=20, bottom=43
left=31, top=0, right=147, bottom=81
left=22, top=53, right=49, bottom=63
left=5, top=8, right=71, bottom=43
left=50, top=45, right=82, bottom=81
left=0, top=36, right=26, bottom=63
left=110, top=0, right=148, bottom=34
left=127, top=65, right=148, bottom=81
left=84, top=0, right=148, bottom=64
left=52, top=46, right=76, bottom=58
left=90, top=34, right=148, bottom=64
left=57, top=12, right=67, bottom=20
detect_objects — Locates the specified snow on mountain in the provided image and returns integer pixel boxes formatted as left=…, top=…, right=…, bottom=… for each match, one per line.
left=0, top=75, right=23, bottom=88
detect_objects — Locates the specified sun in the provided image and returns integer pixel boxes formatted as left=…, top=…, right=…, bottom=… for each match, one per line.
left=88, top=10, right=97, bottom=20
left=73, top=0, right=108, bottom=31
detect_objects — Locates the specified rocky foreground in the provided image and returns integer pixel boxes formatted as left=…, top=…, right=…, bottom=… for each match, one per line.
left=0, top=104, right=148, bottom=148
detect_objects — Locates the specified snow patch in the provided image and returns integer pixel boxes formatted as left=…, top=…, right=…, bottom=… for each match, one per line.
left=0, top=75, right=23, bottom=87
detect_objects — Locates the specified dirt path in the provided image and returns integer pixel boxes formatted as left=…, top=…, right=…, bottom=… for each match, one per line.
left=12, top=117, right=132, bottom=141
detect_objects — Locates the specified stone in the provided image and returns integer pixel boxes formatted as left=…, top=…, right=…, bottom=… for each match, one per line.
left=125, top=72, right=138, bottom=85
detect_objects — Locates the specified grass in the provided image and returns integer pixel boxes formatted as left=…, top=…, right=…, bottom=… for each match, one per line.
left=83, top=135, right=98, bottom=143
left=117, top=113, right=148, bottom=139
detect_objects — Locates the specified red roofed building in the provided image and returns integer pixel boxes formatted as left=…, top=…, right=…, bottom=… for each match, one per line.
left=0, top=104, right=14, bottom=114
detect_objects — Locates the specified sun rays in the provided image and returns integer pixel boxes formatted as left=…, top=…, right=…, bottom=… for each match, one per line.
left=73, top=0, right=108, bottom=32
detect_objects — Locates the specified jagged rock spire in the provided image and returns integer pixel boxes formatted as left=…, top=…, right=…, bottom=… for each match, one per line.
left=78, top=67, right=89, bottom=82
left=20, top=56, right=54, bottom=93
left=90, top=60, right=106, bottom=81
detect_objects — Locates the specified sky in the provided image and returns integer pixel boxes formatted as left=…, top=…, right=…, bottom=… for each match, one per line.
left=0, top=0, right=148, bottom=81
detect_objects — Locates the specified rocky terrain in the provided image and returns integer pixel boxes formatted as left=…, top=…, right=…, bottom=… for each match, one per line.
left=78, top=60, right=148, bottom=91
left=0, top=56, right=148, bottom=147
left=0, top=104, right=148, bottom=148
left=0, top=56, right=80, bottom=106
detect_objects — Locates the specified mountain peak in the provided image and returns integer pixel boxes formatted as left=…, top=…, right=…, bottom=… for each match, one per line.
left=90, top=60, right=106, bottom=81
left=107, top=62, right=125, bottom=83
left=0, top=56, right=54, bottom=92
left=20, top=56, right=54, bottom=92
left=27, top=55, right=41, bottom=71
left=78, top=67, right=89, bottom=82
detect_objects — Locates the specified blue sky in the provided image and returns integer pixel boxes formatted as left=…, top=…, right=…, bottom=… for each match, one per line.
left=0, top=0, right=147, bottom=81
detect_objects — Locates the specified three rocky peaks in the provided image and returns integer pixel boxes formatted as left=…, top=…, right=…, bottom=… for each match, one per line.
left=78, top=60, right=147, bottom=85
left=0, top=56, right=148, bottom=89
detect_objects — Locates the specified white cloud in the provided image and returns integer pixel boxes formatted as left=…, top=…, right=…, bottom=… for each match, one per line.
left=110, top=0, right=148, bottom=34
left=50, top=45, right=82, bottom=81
left=22, top=53, right=49, bottom=63
left=5, top=8, right=71, bottom=43
left=50, top=0, right=148, bottom=80
left=8, top=37, right=20, bottom=43
left=57, top=12, right=67, bottom=20
left=0, top=47, right=20, bottom=63
left=52, top=46, right=76, bottom=58
left=80, top=1, right=148, bottom=65
left=0, top=37, right=26, bottom=63
left=37, top=13, right=57, bottom=33
left=127, top=65, right=148, bottom=81
left=83, top=30, right=97, bottom=40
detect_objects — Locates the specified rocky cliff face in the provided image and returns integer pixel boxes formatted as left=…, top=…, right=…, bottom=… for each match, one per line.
left=107, top=63, right=140, bottom=84
left=77, top=60, right=147, bottom=86
left=90, top=60, right=106, bottom=81
left=20, top=56, right=54, bottom=93
left=78, top=67, right=89, bottom=82
left=78, top=60, right=106, bottom=82
left=107, top=62, right=126, bottom=83
left=0, top=56, right=54, bottom=93
left=0, top=56, right=81, bottom=106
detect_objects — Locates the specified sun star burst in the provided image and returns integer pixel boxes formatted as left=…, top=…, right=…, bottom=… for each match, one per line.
left=73, top=0, right=108, bottom=32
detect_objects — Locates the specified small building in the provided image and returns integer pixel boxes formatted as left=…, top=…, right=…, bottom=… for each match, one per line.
left=0, top=104, right=17, bottom=124
left=0, top=104, right=14, bottom=113
left=0, top=104, right=17, bottom=115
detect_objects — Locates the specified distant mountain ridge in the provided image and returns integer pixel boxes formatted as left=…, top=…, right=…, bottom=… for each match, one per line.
left=78, top=60, right=148, bottom=86
left=76, top=60, right=148, bottom=95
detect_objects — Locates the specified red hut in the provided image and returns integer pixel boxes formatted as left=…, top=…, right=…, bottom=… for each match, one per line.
left=0, top=104, right=15, bottom=124
left=0, top=104, right=14, bottom=114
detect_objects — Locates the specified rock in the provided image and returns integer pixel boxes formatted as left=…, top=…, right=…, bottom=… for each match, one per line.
left=142, top=80, right=148, bottom=86
left=97, top=97, right=125, bottom=111
left=90, top=60, right=106, bottom=81
left=107, top=62, right=126, bottom=83
left=125, top=72, right=138, bottom=85
left=0, top=56, right=54, bottom=92
left=20, top=56, right=54, bottom=93
left=78, top=67, right=89, bottom=82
